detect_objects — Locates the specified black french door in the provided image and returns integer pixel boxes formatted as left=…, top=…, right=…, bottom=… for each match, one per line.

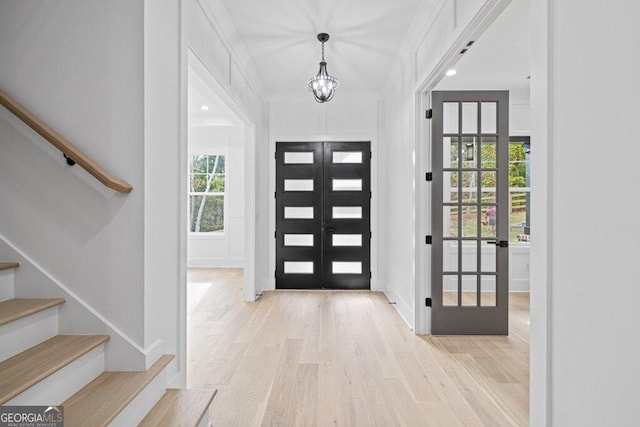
left=275, top=141, right=371, bottom=290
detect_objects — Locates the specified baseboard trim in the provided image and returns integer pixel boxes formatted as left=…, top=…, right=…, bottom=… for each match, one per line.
left=187, top=258, right=244, bottom=268
left=382, top=288, right=414, bottom=330
left=0, top=233, right=146, bottom=370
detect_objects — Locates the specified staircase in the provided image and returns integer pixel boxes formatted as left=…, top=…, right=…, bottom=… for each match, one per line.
left=0, top=262, right=215, bottom=426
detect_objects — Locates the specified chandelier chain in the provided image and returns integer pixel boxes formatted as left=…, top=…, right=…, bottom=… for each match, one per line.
left=321, top=41, right=325, bottom=62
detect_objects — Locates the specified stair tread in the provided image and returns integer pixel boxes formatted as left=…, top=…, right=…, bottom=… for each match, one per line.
left=0, top=334, right=109, bottom=404
left=63, top=354, right=175, bottom=427
left=0, top=298, right=65, bottom=326
left=0, top=262, right=20, bottom=271
left=139, top=388, right=217, bottom=427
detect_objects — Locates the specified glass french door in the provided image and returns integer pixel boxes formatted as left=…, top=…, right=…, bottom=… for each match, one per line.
left=431, top=91, right=509, bottom=335
left=275, top=141, right=371, bottom=290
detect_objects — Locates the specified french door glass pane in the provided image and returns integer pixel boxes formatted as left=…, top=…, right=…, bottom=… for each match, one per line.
left=481, top=102, right=497, bottom=134
left=481, top=246, right=496, bottom=272
left=461, top=137, right=478, bottom=169
left=443, top=275, right=458, bottom=306
left=481, top=137, right=497, bottom=169
left=481, top=191, right=497, bottom=207
left=481, top=275, right=497, bottom=307
left=461, top=208, right=479, bottom=238
left=480, top=171, right=497, bottom=197
left=462, top=102, right=478, bottom=134
left=461, top=244, right=477, bottom=272
left=443, top=207, right=458, bottom=238
left=461, top=171, right=477, bottom=204
left=461, top=275, right=477, bottom=306
left=443, top=103, right=459, bottom=134
left=445, top=137, right=459, bottom=168
left=443, top=241, right=457, bottom=272
left=443, top=171, right=459, bottom=203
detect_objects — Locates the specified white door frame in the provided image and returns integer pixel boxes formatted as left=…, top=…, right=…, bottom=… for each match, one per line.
left=184, top=48, right=257, bottom=300
left=413, top=0, right=550, bottom=423
left=177, top=46, right=257, bottom=386
left=268, top=130, right=380, bottom=292
left=413, top=0, right=512, bottom=334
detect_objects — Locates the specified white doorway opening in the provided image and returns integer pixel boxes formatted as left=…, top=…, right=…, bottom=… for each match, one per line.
left=185, top=50, right=256, bottom=302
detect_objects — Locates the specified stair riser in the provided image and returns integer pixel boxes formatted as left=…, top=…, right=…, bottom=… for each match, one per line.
left=0, top=270, right=14, bottom=301
left=109, top=368, right=168, bottom=427
left=0, top=307, right=59, bottom=360
left=6, top=344, right=105, bottom=406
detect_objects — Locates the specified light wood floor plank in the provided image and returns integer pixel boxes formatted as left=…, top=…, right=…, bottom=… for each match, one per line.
left=187, top=268, right=530, bottom=426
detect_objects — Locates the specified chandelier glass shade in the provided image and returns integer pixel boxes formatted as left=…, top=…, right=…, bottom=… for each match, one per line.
left=307, top=33, right=339, bottom=103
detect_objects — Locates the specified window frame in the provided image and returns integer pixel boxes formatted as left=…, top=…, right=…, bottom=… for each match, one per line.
left=508, top=136, right=531, bottom=245
left=188, top=152, right=227, bottom=237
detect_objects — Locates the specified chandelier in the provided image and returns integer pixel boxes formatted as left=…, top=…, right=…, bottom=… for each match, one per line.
left=307, top=33, right=339, bottom=103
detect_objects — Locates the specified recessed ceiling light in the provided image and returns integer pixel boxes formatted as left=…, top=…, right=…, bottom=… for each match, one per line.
left=446, top=69, right=457, bottom=77
left=200, top=105, right=210, bottom=111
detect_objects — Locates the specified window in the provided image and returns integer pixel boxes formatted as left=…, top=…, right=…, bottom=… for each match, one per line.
left=508, top=137, right=530, bottom=242
left=189, top=154, right=225, bottom=233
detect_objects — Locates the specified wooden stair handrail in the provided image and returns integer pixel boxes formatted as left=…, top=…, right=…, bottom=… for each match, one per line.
left=0, top=88, right=133, bottom=193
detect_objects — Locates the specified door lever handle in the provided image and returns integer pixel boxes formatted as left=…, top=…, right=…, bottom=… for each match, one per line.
left=487, top=240, right=509, bottom=248
left=324, top=226, right=336, bottom=233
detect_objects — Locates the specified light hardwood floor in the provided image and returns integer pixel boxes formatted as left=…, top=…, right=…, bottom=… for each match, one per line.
left=187, top=269, right=529, bottom=426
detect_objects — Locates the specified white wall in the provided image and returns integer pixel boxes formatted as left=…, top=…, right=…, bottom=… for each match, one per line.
left=267, top=93, right=379, bottom=290
left=532, top=1, right=640, bottom=425
left=188, top=127, right=245, bottom=267
left=143, top=0, right=183, bottom=372
left=0, top=0, right=266, bottom=378
left=379, top=56, right=417, bottom=325
left=379, top=0, right=496, bottom=329
left=0, top=1, right=146, bottom=361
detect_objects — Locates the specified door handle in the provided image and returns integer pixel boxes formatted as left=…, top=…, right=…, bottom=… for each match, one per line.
left=324, top=226, right=336, bottom=233
left=487, top=240, right=509, bottom=248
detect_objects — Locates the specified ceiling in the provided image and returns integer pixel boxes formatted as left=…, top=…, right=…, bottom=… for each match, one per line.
left=190, top=0, right=531, bottom=120
left=435, top=0, right=530, bottom=96
left=188, top=63, right=243, bottom=128
left=220, top=0, right=432, bottom=95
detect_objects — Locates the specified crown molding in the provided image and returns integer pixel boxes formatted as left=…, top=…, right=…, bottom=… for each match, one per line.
left=197, top=0, right=266, bottom=101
